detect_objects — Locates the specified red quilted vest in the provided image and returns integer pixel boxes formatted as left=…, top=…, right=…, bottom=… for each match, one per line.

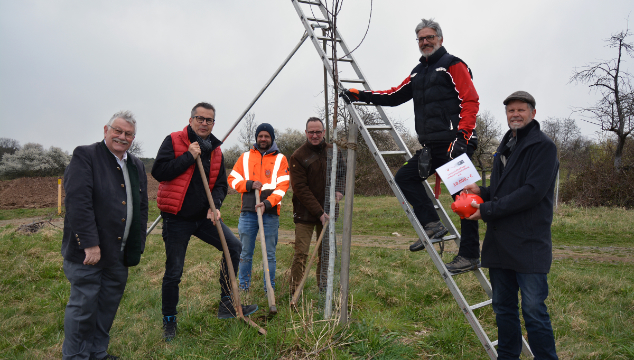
left=156, top=126, right=223, bottom=214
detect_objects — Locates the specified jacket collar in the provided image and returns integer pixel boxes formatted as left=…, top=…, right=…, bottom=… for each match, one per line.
left=307, top=139, right=327, bottom=152
left=185, top=125, right=222, bottom=150
left=419, top=46, right=447, bottom=65
left=496, top=120, right=543, bottom=182
left=252, top=141, right=279, bottom=156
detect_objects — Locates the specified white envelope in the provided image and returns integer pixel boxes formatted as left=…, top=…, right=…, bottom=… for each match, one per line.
left=436, top=153, right=481, bottom=195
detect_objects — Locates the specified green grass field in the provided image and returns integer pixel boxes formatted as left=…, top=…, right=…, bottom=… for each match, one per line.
left=1, top=191, right=633, bottom=359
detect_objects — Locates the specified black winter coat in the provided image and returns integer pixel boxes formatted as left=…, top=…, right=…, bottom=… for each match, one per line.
left=62, top=141, right=148, bottom=268
left=479, top=120, right=559, bottom=273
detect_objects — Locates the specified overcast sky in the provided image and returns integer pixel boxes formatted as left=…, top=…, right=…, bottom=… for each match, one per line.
left=1, top=0, right=632, bottom=157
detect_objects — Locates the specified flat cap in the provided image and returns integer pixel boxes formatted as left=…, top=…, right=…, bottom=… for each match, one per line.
left=503, top=91, right=536, bottom=108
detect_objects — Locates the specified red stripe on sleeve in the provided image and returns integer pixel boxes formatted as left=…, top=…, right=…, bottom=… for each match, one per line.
left=447, top=62, right=479, bottom=139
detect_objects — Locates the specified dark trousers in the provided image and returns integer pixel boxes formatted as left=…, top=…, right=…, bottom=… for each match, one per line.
left=62, top=253, right=128, bottom=360
left=490, top=268, right=558, bottom=360
left=161, top=216, right=242, bottom=316
left=394, top=144, right=480, bottom=258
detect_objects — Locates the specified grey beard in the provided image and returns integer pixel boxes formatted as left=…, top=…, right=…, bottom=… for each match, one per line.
left=419, top=45, right=439, bottom=58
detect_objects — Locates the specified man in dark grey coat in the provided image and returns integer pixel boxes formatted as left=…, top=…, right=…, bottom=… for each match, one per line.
left=463, top=91, right=559, bottom=359
left=61, top=111, right=148, bottom=360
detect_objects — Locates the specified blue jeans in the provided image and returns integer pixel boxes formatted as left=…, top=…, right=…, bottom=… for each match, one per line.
left=394, top=144, right=480, bottom=259
left=237, top=211, right=279, bottom=291
left=489, top=268, right=558, bottom=360
left=161, top=215, right=242, bottom=317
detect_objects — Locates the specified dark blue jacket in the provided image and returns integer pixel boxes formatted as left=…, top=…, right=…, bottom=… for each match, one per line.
left=479, top=120, right=559, bottom=273
left=62, top=141, right=148, bottom=268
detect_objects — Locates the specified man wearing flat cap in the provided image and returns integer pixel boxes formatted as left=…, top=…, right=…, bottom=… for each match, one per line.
left=462, top=91, right=559, bottom=359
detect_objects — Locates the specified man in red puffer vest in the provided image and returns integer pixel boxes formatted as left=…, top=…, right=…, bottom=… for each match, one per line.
left=152, top=102, right=257, bottom=341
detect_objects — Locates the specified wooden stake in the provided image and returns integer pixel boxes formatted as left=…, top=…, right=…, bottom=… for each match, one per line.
left=58, top=178, right=62, bottom=215
left=255, top=189, right=277, bottom=316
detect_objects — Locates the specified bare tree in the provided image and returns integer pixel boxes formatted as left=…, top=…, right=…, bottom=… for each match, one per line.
left=128, top=140, right=143, bottom=157
left=472, top=111, right=502, bottom=186
left=570, top=26, right=634, bottom=169
left=238, top=113, right=257, bottom=150
left=542, top=117, right=589, bottom=180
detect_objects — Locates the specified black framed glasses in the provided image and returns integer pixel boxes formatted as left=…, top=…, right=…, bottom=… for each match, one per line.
left=416, top=35, right=438, bottom=43
left=193, top=115, right=215, bottom=124
left=307, top=130, right=324, bottom=136
left=108, top=125, right=135, bottom=139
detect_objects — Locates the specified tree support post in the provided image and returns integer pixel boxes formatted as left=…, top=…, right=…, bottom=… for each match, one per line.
left=339, top=123, right=357, bottom=325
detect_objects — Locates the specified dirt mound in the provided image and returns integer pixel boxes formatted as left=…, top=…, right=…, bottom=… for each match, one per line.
left=0, top=175, right=161, bottom=210
left=0, top=177, right=64, bottom=209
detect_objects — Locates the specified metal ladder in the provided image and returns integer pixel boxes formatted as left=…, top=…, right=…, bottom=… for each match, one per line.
left=290, top=1, right=532, bottom=358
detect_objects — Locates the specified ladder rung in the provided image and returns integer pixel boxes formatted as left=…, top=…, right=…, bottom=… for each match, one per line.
left=328, top=57, right=353, bottom=62
left=441, top=234, right=457, bottom=241
left=378, top=151, right=407, bottom=156
left=306, top=17, right=330, bottom=23
left=492, top=340, right=498, bottom=347
left=352, top=102, right=377, bottom=106
left=340, top=78, right=366, bottom=84
left=429, top=234, right=457, bottom=244
left=366, top=125, right=393, bottom=130
left=297, top=0, right=322, bottom=5
left=469, top=299, right=492, bottom=311
left=316, top=36, right=341, bottom=42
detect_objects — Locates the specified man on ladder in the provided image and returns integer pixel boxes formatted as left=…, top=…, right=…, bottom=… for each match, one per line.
left=342, top=18, right=480, bottom=273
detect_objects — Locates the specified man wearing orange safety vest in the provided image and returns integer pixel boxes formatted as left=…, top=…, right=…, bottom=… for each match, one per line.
left=228, top=123, right=289, bottom=292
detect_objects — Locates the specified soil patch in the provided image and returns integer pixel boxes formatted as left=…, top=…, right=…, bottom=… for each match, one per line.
left=0, top=175, right=161, bottom=209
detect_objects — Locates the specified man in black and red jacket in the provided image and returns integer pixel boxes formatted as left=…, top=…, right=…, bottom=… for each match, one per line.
left=342, top=18, right=480, bottom=273
left=152, top=102, right=257, bottom=341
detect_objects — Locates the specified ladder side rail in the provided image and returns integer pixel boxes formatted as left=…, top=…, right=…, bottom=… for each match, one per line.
left=291, top=1, right=338, bottom=85
left=473, top=269, right=493, bottom=298
left=293, top=0, right=412, bottom=162
left=422, top=180, right=462, bottom=246
left=348, top=104, right=497, bottom=359
left=293, top=1, right=411, bottom=162
left=326, top=22, right=413, bottom=159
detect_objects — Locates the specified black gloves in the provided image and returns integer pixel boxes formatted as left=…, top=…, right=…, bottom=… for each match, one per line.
left=447, top=130, right=469, bottom=159
left=340, top=88, right=371, bottom=104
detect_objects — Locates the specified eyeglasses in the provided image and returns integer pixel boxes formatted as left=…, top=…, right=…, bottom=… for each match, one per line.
left=193, top=116, right=215, bottom=124
left=109, top=125, right=135, bottom=139
left=416, top=35, right=438, bottom=43
left=307, top=130, right=324, bottom=136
